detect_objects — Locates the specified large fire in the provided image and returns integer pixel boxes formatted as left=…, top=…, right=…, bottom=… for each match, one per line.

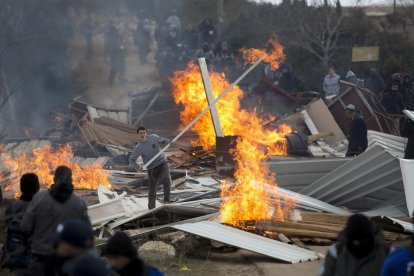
left=0, top=144, right=111, bottom=197
left=171, top=39, right=294, bottom=227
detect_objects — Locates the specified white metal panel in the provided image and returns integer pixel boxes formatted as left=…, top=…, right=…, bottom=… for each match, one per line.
left=300, top=145, right=405, bottom=211
left=88, top=196, right=127, bottom=225
left=400, top=159, right=414, bottom=217
left=173, top=220, right=319, bottom=263
left=367, top=130, right=406, bottom=153
left=388, top=217, right=414, bottom=233
left=86, top=106, right=99, bottom=122
left=267, top=158, right=351, bottom=192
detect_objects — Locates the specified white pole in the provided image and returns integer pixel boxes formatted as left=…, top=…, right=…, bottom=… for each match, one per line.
left=198, top=57, right=224, bottom=137
left=143, top=56, right=265, bottom=170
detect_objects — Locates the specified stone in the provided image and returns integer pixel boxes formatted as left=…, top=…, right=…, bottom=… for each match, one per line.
left=138, top=241, right=176, bottom=261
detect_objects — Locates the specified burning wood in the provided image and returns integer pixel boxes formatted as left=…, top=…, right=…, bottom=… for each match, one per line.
left=170, top=44, right=295, bottom=229
left=0, top=144, right=112, bottom=197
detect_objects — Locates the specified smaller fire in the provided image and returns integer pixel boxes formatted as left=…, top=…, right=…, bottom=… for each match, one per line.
left=0, top=144, right=112, bottom=197
left=241, top=35, right=286, bottom=71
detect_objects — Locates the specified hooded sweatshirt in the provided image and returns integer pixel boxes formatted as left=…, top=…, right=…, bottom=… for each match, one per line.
left=319, top=225, right=389, bottom=276
left=21, top=183, right=90, bottom=256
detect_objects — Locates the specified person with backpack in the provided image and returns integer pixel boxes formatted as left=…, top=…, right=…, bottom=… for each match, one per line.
left=381, top=213, right=414, bottom=275
left=1, top=173, right=40, bottom=273
left=21, top=166, right=90, bottom=276
left=319, top=214, right=389, bottom=276
left=105, top=232, right=164, bottom=276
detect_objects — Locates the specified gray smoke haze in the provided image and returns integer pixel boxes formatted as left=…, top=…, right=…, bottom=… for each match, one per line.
left=0, top=0, right=175, bottom=138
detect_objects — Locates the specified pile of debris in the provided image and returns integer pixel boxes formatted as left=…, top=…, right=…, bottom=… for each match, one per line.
left=1, top=61, right=414, bottom=267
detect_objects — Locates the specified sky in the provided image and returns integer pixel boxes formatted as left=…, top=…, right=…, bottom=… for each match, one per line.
left=252, top=0, right=390, bottom=7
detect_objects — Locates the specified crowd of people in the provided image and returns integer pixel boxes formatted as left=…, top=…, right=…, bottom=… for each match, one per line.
left=0, top=167, right=163, bottom=275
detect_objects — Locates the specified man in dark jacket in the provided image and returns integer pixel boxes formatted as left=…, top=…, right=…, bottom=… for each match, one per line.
left=1, top=173, right=40, bottom=271
left=345, top=104, right=368, bottom=157
left=402, top=75, right=414, bottom=111
left=22, top=166, right=90, bottom=276
left=105, top=232, right=163, bottom=276
left=319, top=214, right=389, bottom=276
left=382, top=83, right=404, bottom=115
left=366, top=68, right=385, bottom=98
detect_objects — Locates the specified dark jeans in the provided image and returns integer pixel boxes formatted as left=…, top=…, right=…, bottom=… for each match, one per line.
left=147, top=162, right=171, bottom=210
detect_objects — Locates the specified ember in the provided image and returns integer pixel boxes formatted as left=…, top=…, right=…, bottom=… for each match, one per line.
left=171, top=43, right=294, bottom=228
left=0, top=144, right=111, bottom=197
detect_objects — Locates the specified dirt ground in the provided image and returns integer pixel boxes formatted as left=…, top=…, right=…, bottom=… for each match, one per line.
left=161, top=246, right=326, bottom=276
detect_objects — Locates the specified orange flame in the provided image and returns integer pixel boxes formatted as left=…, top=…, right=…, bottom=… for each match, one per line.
left=241, top=35, right=286, bottom=71
left=0, top=144, right=111, bottom=198
left=171, top=55, right=295, bottom=227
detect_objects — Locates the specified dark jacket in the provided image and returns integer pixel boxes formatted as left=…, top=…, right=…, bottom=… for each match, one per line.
left=21, top=184, right=89, bottom=256
left=382, top=89, right=404, bottom=114
left=366, top=72, right=385, bottom=95
left=346, top=112, right=368, bottom=156
left=402, top=76, right=414, bottom=111
left=319, top=228, right=389, bottom=276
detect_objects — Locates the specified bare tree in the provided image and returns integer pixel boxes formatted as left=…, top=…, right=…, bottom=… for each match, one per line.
left=281, top=0, right=345, bottom=70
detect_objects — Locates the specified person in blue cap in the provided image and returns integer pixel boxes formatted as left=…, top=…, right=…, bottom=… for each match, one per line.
left=46, top=219, right=95, bottom=276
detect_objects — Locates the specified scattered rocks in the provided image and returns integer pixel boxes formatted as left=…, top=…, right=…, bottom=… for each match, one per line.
left=138, top=241, right=176, bottom=261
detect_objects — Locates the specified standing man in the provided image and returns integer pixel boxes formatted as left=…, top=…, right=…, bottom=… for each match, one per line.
left=129, top=127, right=172, bottom=209
left=323, top=66, right=341, bottom=100
left=345, top=104, right=368, bottom=157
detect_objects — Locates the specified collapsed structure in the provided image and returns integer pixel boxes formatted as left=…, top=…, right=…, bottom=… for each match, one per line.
left=1, top=51, right=413, bottom=266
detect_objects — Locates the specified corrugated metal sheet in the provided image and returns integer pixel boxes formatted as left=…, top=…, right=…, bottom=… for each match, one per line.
left=2, top=139, right=51, bottom=156
left=400, top=159, right=414, bottom=216
left=173, top=220, right=320, bottom=263
left=367, top=130, right=406, bottom=153
left=267, top=158, right=351, bottom=192
left=276, top=187, right=351, bottom=215
left=300, top=145, right=406, bottom=211
left=388, top=217, right=414, bottom=233
left=87, top=105, right=129, bottom=125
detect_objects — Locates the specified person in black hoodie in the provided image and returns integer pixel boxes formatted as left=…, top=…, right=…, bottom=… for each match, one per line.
left=1, top=173, right=40, bottom=271
left=345, top=104, right=368, bottom=157
left=22, top=166, right=89, bottom=276
left=105, top=232, right=163, bottom=276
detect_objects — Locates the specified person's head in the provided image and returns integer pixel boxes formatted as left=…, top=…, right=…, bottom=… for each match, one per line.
left=20, top=173, right=40, bottom=201
left=54, top=220, right=94, bottom=258
left=202, top=42, right=209, bottom=53
left=369, top=68, right=377, bottom=77
left=68, top=254, right=110, bottom=276
left=204, top=19, right=211, bottom=25
left=403, top=75, right=411, bottom=84
left=105, top=232, right=137, bottom=271
left=137, top=127, right=148, bottom=142
left=391, top=83, right=399, bottom=92
left=392, top=72, right=401, bottom=82
left=344, top=214, right=375, bottom=259
left=345, top=104, right=356, bottom=119
left=328, top=66, right=335, bottom=75
left=54, top=166, right=72, bottom=185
